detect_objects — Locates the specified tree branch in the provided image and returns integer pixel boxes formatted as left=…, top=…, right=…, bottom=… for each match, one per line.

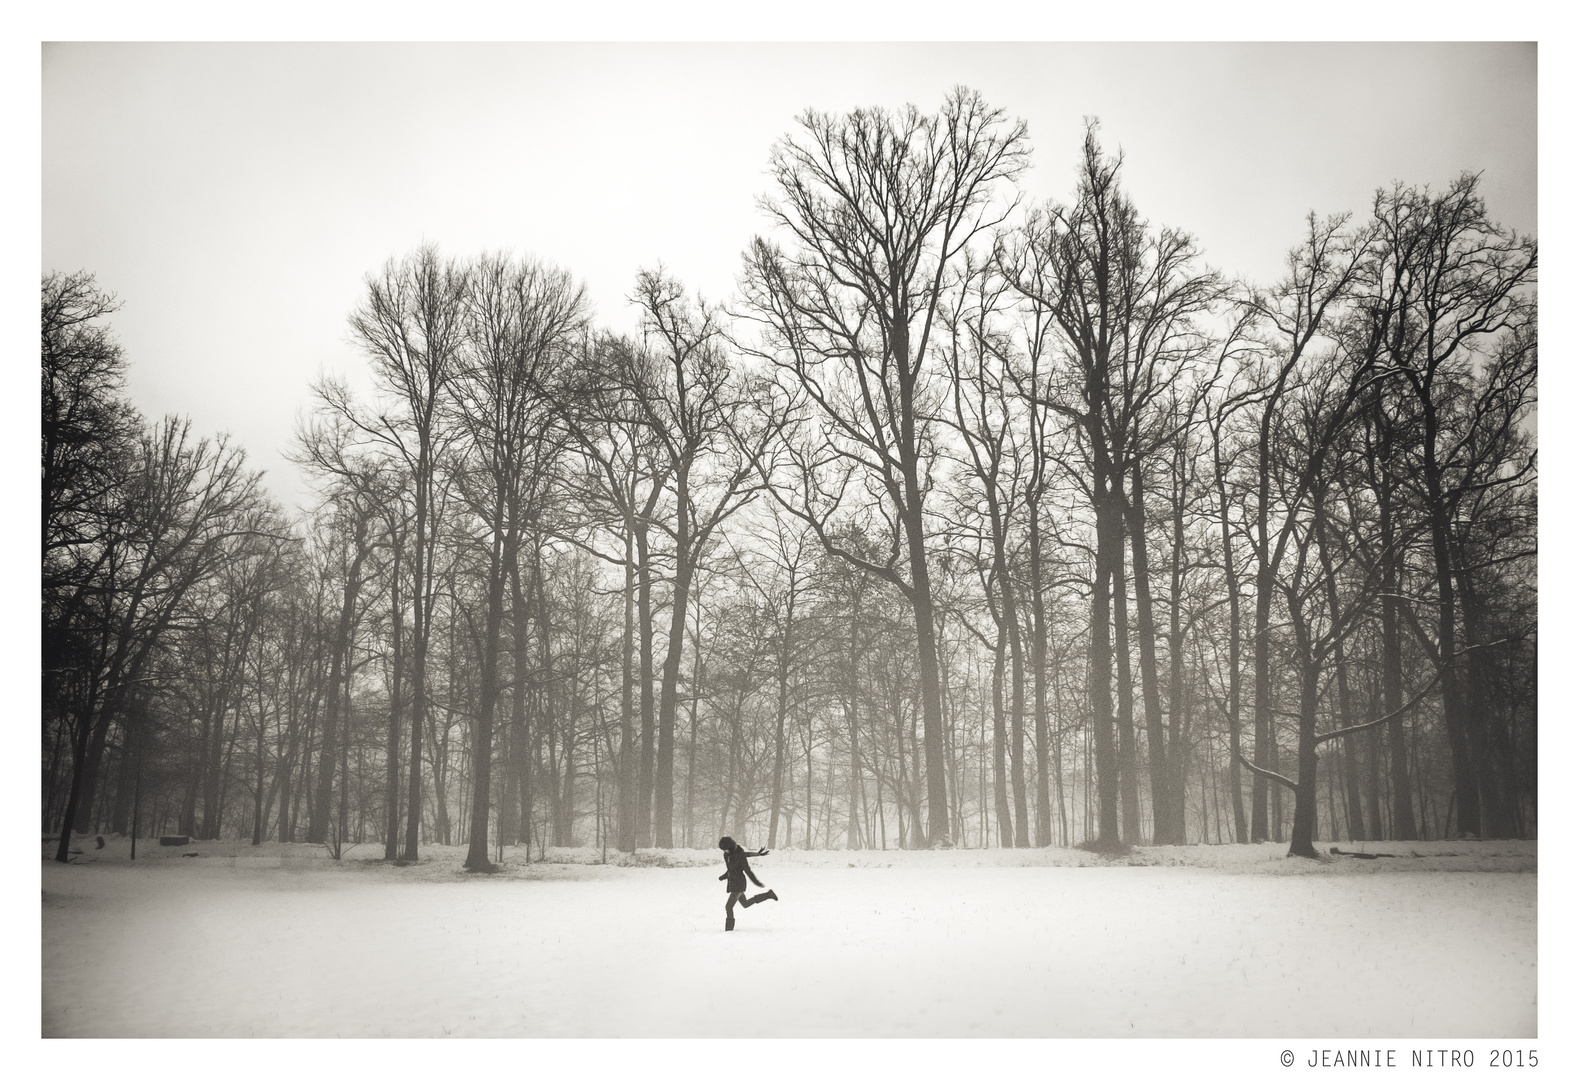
left=1312, top=638, right=1508, bottom=746
left=1234, top=751, right=1299, bottom=793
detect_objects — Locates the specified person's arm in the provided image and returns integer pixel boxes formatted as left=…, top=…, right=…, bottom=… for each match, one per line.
left=751, top=848, right=769, bottom=857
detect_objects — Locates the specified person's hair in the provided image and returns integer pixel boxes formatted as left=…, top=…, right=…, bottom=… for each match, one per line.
left=718, top=836, right=735, bottom=850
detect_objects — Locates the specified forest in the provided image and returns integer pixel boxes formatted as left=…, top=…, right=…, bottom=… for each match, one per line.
left=41, top=88, right=1537, bottom=868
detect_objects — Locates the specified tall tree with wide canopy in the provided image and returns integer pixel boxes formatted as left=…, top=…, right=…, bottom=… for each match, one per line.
left=628, top=269, right=771, bottom=848
left=1368, top=175, right=1536, bottom=838
left=742, top=87, right=1029, bottom=847
left=321, top=245, right=468, bottom=861
left=449, top=252, right=587, bottom=870
left=999, top=126, right=1221, bottom=850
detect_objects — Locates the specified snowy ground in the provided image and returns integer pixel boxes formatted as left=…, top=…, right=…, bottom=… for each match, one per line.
left=42, top=838, right=1536, bottom=1038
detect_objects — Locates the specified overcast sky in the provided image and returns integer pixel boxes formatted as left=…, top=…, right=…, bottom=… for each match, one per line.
left=41, top=42, right=1536, bottom=515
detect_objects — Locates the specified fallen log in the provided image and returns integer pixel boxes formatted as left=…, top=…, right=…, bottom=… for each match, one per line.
left=1329, top=847, right=1397, bottom=859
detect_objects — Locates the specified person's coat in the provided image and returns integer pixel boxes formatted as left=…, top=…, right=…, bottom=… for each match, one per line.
left=719, top=845, right=766, bottom=892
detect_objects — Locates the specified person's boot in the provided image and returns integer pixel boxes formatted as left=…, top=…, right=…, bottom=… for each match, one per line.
left=749, top=890, right=777, bottom=905
left=725, top=915, right=735, bottom=931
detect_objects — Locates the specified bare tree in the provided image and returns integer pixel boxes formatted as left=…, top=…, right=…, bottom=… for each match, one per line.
left=1239, top=212, right=1373, bottom=842
left=42, top=272, right=140, bottom=579
left=940, top=260, right=1032, bottom=845
left=448, top=252, right=587, bottom=870
left=629, top=269, right=772, bottom=847
left=322, top=244, right=468, bottom=861
left=742, top=87, right=1029, bottom=847
left=557, top=332, right=675, bottom=850
left=1369, top=176, right=1536, bottom=838
left=1000, top=126, right=1221, bottom=849
left=52, top=416, right=269, bottom=861
left=728, top=503, right=817, bottom=847
left=291, top=417, right=388, bottom=848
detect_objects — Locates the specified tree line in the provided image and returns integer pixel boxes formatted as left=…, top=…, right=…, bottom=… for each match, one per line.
left=43, top=89, right=1536, bottom=864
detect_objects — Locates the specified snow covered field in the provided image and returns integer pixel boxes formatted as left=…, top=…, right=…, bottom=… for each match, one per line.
left=42, top=839, right=1536, bottom=1038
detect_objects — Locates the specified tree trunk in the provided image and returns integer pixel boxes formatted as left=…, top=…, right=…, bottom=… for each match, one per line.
left=1212, top=424, right=1248, bottom=843
left=616, top=525, right=637, bottom=853
left=1456, top=561, right=1512, bottom=837
left=654, top=489, right=692, bottom=849
left=310, top=526, right=366, bottom=844
left=1127, top=458, right=1172, bottom=845
left=634, top=524, right=656, bottom=848
left=502, top=548, right=531, bottom=847
left=404, top=504, right=428, bottom=860
left=252, top=678, right=267, bottom=846
left=1027, top=510, right=1053, bottom=847
left=767, top=587, right=794, bottom=847
left=1112, top=549, right=1142, bottom=846
left=900, top=496, right=951, bottom=847
left=991, top=617, right=1013, bottom=847
left=1250, top=552, right=1275, bottom=843
left=464, top=486, right=508, bottom=872
left=1161, top=445, right=1193, bottom=846
left=1287, top=658, right=1321, bottom=858
left=53, top=717, right=93, bottom=861
left=1358, top=383, right=1417, bottom=843
left=846, top=589, right=864, bottom=850
left=532, top=541, right=554, bottom=848
left=1004, top=578, right=1030, bottom=848
left=383, top=525, right=405, bottom=859
left=1089, top=476, right=1123, bottom=850
left=685, top=603, right=702, bottom=848
left=891, top=321, right=951, bottom=847
left=1422, top=408, right=1479, bottom=837
left=1315, top=520, right=1368, bottom=841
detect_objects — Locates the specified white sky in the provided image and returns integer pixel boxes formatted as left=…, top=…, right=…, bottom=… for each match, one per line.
left=42, top=42, right=1535, bottom=515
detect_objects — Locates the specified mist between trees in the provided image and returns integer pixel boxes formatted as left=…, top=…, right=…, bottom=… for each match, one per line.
left=42, top=89, right=1536, bottom=867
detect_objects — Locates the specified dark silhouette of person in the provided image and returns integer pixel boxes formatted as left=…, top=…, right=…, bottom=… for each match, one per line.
left=718, top=836, right=778, bottom=931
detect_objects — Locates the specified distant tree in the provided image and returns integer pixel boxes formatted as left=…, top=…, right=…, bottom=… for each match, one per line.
left=41, top=272, right=140, bottom=579
left=728, top=503, right=818, bottom=847
left=287, top=447, right=381, bottom=848
left=42, top=271, right=139, bottom=848
left=53, top=415, right=269, bottom=862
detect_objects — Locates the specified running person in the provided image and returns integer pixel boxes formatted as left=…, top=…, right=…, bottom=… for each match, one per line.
left=718, top=836, right=778, bottom=931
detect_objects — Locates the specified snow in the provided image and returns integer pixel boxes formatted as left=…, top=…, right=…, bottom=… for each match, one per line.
left=42, top=839, right=1536, bottom=1038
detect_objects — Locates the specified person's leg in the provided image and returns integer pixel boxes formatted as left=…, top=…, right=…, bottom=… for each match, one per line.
left=746, top=889, right=778, bottom=905
left=725, top=891, right=741, bottom=930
